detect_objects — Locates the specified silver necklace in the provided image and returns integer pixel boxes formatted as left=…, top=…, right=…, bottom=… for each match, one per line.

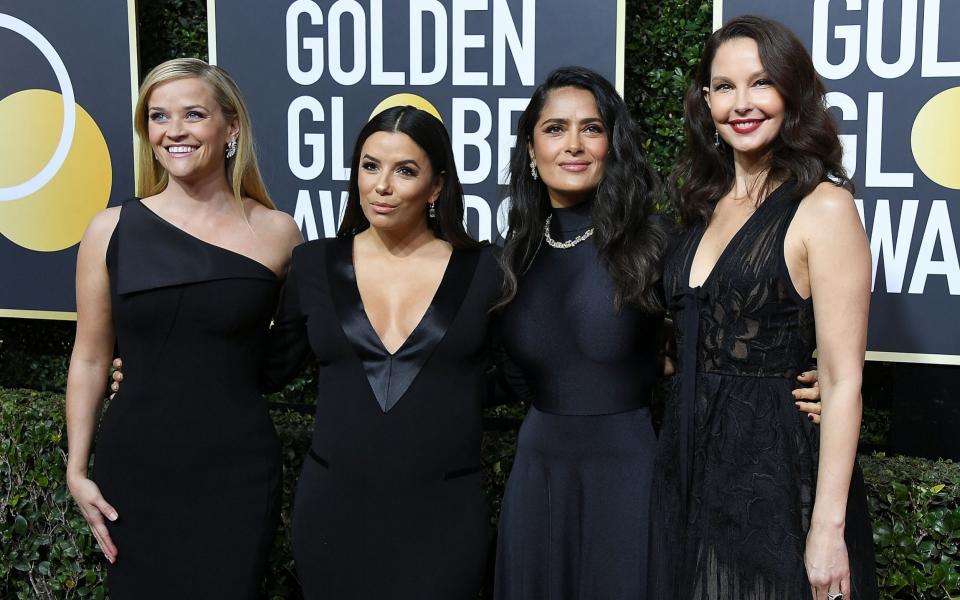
left=543, top=214, right=594, bottom=249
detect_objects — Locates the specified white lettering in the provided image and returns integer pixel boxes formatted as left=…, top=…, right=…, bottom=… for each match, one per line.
left=286, top=0, right=324, bottom=85
left=492, top=0, right=535, bottom=86
left=328, top=0, right=366, bottom=85
left=370, top=0, right=404, bottom=85
left=410, top=0, right=448, bottom=85
left=866, top=0, right=918, bottom=79
left=909, top=200, right=960, bottom=294
left=288, top=96, right=325, bottom=180
left=464, top=195, right=492, bottom=241
left=812, top=0, right=862, bottom=80
left=497, top=98, right=529, bottom=185
left=453, top=0, right=489, bottom=86
left=921, top=0, right=960, bottom=77
left=294, top=190, right=319, bottom=241
left=865, top=93, right=913, bottom=187
left=825, top=92, right=858, bottom=178
left=453, top=97, right=493, bottom=185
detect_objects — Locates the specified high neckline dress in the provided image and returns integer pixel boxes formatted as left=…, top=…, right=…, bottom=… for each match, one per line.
left=649, top=182, right=878, bottom=599
left=494, top=201, right=662, bottom=599
left=95, top=199, right=282, bottom=598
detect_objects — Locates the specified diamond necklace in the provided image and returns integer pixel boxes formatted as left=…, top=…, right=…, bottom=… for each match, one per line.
left=543, top=214, right=594, bottom=249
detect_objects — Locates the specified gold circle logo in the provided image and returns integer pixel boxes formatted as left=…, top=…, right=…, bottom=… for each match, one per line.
left=911, top=86, right=960, bottom=191
left=369, top=93, right=443, bottom=123
left=0, top=14, right=112, bottom=252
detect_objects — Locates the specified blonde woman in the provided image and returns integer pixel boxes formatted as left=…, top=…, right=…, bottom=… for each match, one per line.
left=65, top=58, right=301, bottom=598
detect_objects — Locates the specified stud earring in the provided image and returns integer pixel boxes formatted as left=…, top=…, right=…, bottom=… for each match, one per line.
left=428, top=202, right=436, bottom=219
left=530, top=159, right=538, bottom=180
left=226, top=138, right=237, bottom=159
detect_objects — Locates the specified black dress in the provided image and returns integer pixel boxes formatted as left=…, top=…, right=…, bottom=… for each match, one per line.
left=262, top=237, right=502, bottom=599
left=94, top=199, right=282, bottom=598
left=649, top=182, right=878, bottom=599
left=494, top=201, right=662, bottom=599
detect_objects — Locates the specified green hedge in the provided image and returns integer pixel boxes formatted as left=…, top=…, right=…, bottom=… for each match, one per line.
left=2, top=387, right=958, bottom=599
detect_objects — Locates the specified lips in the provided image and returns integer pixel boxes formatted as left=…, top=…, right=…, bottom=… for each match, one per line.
left=729, top=119, right=764, bottom=134
left=166, top=145, right=197, bottom=157
left=369, top=201, right=398, bottom=214
left=559, top=161, right=591, bottom=172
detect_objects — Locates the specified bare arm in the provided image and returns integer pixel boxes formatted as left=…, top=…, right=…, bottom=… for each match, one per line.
left=797, top=184, right=871, bottom=599
left=65, top=208, right=121, bottom=563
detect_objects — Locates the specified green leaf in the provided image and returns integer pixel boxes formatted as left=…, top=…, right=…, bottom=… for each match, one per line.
left=13, top=514, right=27, bottom=535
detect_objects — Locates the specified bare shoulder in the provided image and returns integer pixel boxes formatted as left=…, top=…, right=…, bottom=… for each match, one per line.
left=82, top=206, right=122, bottom=246
left=794, top=182, right=861, bottom=236
left=246, top=200, right=303, bottom=250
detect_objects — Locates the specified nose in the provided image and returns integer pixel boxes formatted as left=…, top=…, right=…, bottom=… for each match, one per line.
left=733, top=86, right=753, bottom=114
left=165, top=116, right=187, bottom=139
left=375, top=172, right=391, bottom=195
left=565, top=129, right=583, bottom=153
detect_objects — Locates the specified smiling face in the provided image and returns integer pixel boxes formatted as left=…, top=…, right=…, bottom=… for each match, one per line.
left=146, top=77, right=237, bottom=184
left=529, top=86, right=608, bottom=207
left=357, top=131, right=442, bottom=234
left=705, top=37, right=785, bottom=163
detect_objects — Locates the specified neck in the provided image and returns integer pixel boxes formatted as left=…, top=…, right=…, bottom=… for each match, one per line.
left=731, top=150, right=771, bottom=201
left=547, top=188, right=593, bottom=209
left=359, top=221, right=437, bottom=258
left=160, top=171, right=237, bottom=213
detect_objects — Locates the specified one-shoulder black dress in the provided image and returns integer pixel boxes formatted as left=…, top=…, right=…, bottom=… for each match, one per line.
left=94, top=199, right=282, bottom=598
left=494, top=201, right=662, bottom=599
left=649, top=182, right=877, bottom=599
left=262, top=237, right=504, bottom=600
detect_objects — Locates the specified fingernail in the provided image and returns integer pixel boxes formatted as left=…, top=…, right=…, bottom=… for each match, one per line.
left=109, top=512, right=118, bottom=520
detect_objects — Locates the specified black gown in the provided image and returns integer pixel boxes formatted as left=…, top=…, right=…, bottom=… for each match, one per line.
left=649, top=182, right=878, bottom=599
left=262, top=237, right=503, bottom=599
left=94, top=199, right=282, bottom=598
left=494, top=201, right=662, bottom=599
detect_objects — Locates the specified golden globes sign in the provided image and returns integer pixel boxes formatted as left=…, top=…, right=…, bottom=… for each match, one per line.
left=717, top=0, right=960, bottom=364
left=0, top=3, right=138, bottom=319
left=209, top=0, right=625, bottom=242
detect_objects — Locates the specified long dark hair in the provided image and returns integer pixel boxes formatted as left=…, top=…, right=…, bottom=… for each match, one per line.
left=673, top=15, right=852, bottom=226
left=338, top=106, right=481, bottom=249
left=496, top=66, right=665, bottom=313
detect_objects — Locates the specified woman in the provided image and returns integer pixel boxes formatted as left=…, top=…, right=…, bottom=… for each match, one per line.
left=66, top=58, right=301, bottom=598
left=260, top=105, right=504, bottom=599
left=649, top=16, right=877, bottom=600
left=492, top=66, right=666, bottom=599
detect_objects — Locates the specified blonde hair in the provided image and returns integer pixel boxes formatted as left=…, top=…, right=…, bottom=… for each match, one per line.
left=133, top=58, right=274, bottom=209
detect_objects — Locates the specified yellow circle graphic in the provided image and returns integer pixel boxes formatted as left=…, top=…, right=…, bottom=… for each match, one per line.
left=911, top=86, right=960, bottom=191
left=369, top=93, right=443, bottom=123
left=0, top=89, right=112, bottom=251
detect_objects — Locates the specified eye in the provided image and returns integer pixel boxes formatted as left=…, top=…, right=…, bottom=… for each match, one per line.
left=361, top=161, right=379, bottom=172
left=396, top=166, right=418, bottom=177
left=185, top=110, right=206, bottom=120
left=148, top=111, right=168, bottom=122
left=712, top=82, right=733, bottom=92
left=754, top=78, right=773, bottom=87
left=543, top=124, right=564, bottom=135
left=583, top=123, right=605, bottom=135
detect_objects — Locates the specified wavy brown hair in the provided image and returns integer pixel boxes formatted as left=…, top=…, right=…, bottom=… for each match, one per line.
left=672, top=15, right=852, bottom=226
left=496, top=66, right=665, bottom=313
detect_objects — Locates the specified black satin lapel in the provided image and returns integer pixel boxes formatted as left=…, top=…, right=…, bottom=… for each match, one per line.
left=326, top=239, right=482, bottom=413
left=382, top=248, right=481, bottom=411
left=114, top=199, right=276, bottom=295
left=325, top=237, right=394, bottom=408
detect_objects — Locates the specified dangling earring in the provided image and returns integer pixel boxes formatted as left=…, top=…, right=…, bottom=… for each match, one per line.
left=714, top=130, right=720, bottom=148
left=428, top=202, right=436, bottom=219
left=529, top=158, right=538, bottom=180
left=225, top=138, right=237, bottom=159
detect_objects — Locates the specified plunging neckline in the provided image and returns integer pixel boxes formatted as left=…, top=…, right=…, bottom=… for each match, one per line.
left=349, top=238, right=454, bottom=357
left=685, top=181, right=791, bottom=290
left=136, top=198, right=281, bottom=279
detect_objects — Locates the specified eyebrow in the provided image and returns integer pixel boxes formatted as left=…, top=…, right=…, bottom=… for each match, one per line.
left=147, top=104, right=210, bottom=112
left=361, top=154, right=421, bottom=168
left=539, top=116, right=603, bottom=125
left=710, top=70, right=768, bottom=82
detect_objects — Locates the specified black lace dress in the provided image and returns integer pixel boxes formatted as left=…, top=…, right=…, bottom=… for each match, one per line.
left=649, top=183, right=878, bottom=599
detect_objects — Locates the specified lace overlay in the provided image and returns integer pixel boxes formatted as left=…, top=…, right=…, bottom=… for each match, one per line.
left=649, top=182, right=877, bottom=599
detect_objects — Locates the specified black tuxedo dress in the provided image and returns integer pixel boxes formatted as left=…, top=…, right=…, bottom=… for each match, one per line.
left=262, top=237, right=503, bottom=599
left=94, top=199, right=282, bottom=598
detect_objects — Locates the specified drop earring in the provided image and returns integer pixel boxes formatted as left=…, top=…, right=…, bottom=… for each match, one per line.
left=714, top=130, right=720, bottom=148
left=530, top=159, right=538, bottom=180
left=225, top=138, right=237, bottom=159
left=428, top=202, right=436, bottom=219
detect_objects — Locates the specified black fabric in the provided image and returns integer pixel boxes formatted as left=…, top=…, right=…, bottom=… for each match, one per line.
left=95, top=199, right=282, bottom=599
left=264, top=238, right=502, bottom=600
left=650, top=182, right=878, bottom=599
left=494, top=201, right=661, bottom=599
left=326, top=236, right=480, bottom=412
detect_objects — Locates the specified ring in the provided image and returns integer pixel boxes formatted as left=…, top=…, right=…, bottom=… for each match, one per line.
left=827, top=593, right=843, bottom=600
